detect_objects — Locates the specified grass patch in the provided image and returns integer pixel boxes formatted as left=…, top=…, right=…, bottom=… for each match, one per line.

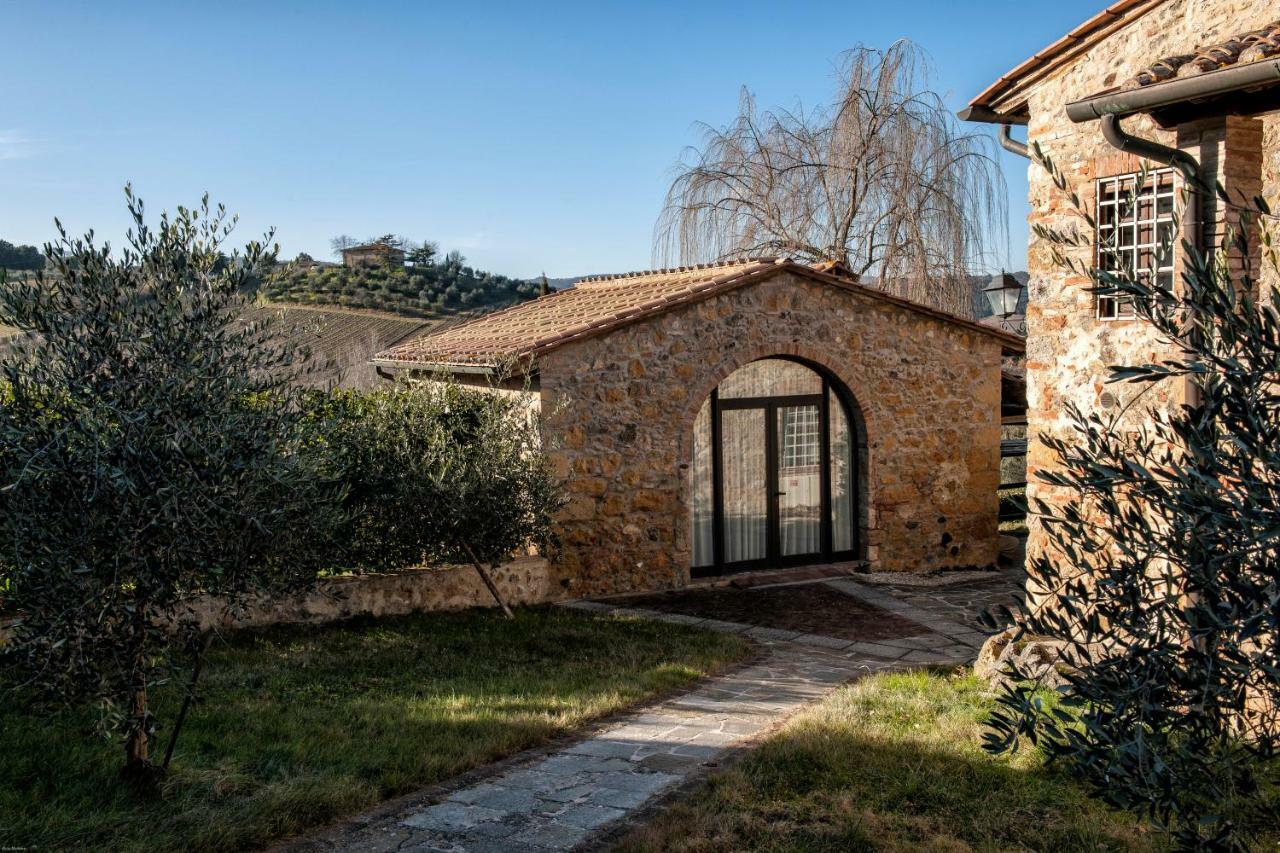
left=615, top=669, right=1280, bottom=852
left=0, top=606, right=749, bottom=852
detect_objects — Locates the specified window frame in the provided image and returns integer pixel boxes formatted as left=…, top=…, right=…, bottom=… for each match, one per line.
left=690, top=358, right=860, bottom=577
left=1095, top=168, right=1177, bottom=321
left=780, top=405, right=821, bottom=471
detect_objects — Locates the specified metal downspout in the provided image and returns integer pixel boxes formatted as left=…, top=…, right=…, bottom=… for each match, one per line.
left=999, top=124, right=1030, bottom=160
left=1100, top=113, right=1202, bottom=253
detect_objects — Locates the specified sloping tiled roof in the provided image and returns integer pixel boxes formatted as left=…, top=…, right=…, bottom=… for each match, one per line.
left=1124, top=20, right=1280, bottom=87
left=373, top=258, right=1024, bottom=370
left=965, top=0, right=1162, bottom=120
left=343, top=243, right=404, bottom=255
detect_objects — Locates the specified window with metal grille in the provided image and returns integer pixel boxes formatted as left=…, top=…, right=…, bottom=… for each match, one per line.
left=781, top=407, right=820, bottom=469
left=1096, top=168, right=1176, bottom=320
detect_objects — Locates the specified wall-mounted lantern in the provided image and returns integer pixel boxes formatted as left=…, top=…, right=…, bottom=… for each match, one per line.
left=984, top=272, right=1024, bottom=319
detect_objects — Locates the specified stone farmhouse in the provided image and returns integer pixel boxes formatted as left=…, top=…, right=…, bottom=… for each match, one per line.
left=374, top=258, right=1022, bottom=598
left=342, top=242, right=406, bottom=268
left=961, top=0, right=1280, bottom=569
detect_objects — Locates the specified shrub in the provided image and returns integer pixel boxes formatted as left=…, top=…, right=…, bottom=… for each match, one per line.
left=305, top=379, right=563, bottom=612
left=984, top=154, right=1280, bottom=850
left=0, top=190, right=344, bottom=778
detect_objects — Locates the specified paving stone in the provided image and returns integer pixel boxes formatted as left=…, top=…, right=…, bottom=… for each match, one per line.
left=651, top=612, right=707, bottom=626
left=468, top=786, right=544, bottom=812
left=900, top=649, right=954, bottom=664
left=452, top=839, right=544, bottom=853
left=669, top=742, right=724, bottom=758
left=875, top=635, right=942, bottom=650
left=793, top=633, right=856, bottom=649
left=397, top=841, right=460, bottom=853
left=594, top=768, right=682, bottom=793
left=554, top=803, right=627, bottom=830
left=745, top=626, right=803, bottom=642
left=586, top=786, right=662, bottom=809
left=538, top=783, right=595, bottom=803
left=538, top=754, right=634, bottom=774
left=845, top=641, right=910, bottom=659
left=401, top=802, right=505, bottom=831
left=467, top=818, right=524, bottom=839
left=521, top=821, right=591, bottom=850
left=517, top=770, right=590, bottom=794
left=692, top=618, right=753, bottom=633
left=447, top=782, right=508, bottom=805
left=635, top=752, right=700, bottom=773
left=564, top=738, right=644, bottom=760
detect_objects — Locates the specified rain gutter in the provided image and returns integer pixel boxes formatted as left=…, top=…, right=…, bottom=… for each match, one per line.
left=1065, top=58, right=1280, bottom=122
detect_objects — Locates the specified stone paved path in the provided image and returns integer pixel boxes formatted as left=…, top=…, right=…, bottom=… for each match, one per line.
left=869, top=568, right=1027, bottom=632
left=291, top=575, right=1019, bottom=853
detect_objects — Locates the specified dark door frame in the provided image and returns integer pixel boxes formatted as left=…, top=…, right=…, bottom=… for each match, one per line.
left=696, top=367, right=859, bottom=578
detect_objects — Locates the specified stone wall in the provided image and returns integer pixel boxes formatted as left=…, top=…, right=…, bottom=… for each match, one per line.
left=1016, top=0, right=1278, bottom=567
left=0, top=558, right=557, bottom=644
left=187, top=557, right=556, bottom=633
left=535, top=271, right=1006, bottom=597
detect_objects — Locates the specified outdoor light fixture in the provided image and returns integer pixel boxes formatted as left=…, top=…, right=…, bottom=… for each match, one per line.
left=984, top=272, right=1023, bottom=319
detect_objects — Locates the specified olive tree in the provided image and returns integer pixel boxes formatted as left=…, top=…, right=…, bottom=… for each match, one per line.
left=306, top=377, right=563, bottom=615
left=984, top=153, right=1280, bottom=850
left=0, top=189, right=343, bottom=778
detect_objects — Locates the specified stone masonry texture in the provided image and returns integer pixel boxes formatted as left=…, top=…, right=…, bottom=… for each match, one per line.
left=531, top=270, right=1006, bottom=597
left=1014, top=0, right=1278, bottom=570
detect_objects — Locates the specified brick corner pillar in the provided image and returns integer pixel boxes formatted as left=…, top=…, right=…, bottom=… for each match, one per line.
left=1176, top=115, right=1265, bottom=295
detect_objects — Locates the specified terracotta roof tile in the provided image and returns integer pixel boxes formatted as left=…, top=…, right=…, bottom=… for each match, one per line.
left=373, top=259, right=1023, bottom=371
left=966, top=0, right=1161, bottom=117
left=1125, top=20, right=1280, bottom=87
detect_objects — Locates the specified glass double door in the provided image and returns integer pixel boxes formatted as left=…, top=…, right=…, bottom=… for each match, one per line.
left=719, top=396, right=824, bottom=568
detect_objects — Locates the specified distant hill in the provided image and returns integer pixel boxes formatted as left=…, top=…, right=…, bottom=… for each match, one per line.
left=262, top=260, right=541, bottom=319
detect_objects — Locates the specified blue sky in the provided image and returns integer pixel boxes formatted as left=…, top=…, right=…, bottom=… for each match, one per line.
left=1, top=1, right=1102, bottom=278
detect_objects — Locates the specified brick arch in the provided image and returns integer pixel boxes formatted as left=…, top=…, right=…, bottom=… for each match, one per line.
left=675, top=342, right=876, bottom=468
left=674, top=343, right=874, bottom=571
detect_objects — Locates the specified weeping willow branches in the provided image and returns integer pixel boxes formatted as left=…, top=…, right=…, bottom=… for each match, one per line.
left=655, top=42, right=1008, bottom=315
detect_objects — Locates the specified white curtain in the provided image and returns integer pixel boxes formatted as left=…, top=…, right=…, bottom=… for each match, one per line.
left=777, top=405, right=821, bottom=556
left=721, top=408, right=767, bottom=563
left=690, top=400, right=714, bottom=568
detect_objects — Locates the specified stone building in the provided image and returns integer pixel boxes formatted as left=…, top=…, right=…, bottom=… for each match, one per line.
left=961, top=0, right=1280, bottom=568
left=373, top=258, right=1021, bottom=598
left=342, top=242, right=406, bottom=268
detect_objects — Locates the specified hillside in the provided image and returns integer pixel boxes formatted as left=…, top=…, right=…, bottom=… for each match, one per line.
left=245, top=304, right=432, bottom=390
left=261, top=261, right=541, bottom=318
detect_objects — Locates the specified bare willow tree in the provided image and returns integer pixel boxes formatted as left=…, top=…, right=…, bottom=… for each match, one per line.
left=656, top=41, right=1007, bottom=315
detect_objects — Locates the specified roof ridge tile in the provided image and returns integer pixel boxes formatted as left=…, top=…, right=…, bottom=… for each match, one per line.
left=372, top=257, right=1022, bottom=369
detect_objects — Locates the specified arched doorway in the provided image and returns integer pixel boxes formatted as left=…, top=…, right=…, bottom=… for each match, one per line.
left=689, top=357, right=862, bottom=577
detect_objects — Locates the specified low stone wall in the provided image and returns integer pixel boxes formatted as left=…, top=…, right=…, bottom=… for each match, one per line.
left=0, top=556, right=559, bottom=643
left=191, top=556, right=558, bottom=632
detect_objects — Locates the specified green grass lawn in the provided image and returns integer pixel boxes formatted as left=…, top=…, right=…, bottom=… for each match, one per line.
left=615, top=670, right=1280, bottom=853
left=0, top=607, right=750, bottom=852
